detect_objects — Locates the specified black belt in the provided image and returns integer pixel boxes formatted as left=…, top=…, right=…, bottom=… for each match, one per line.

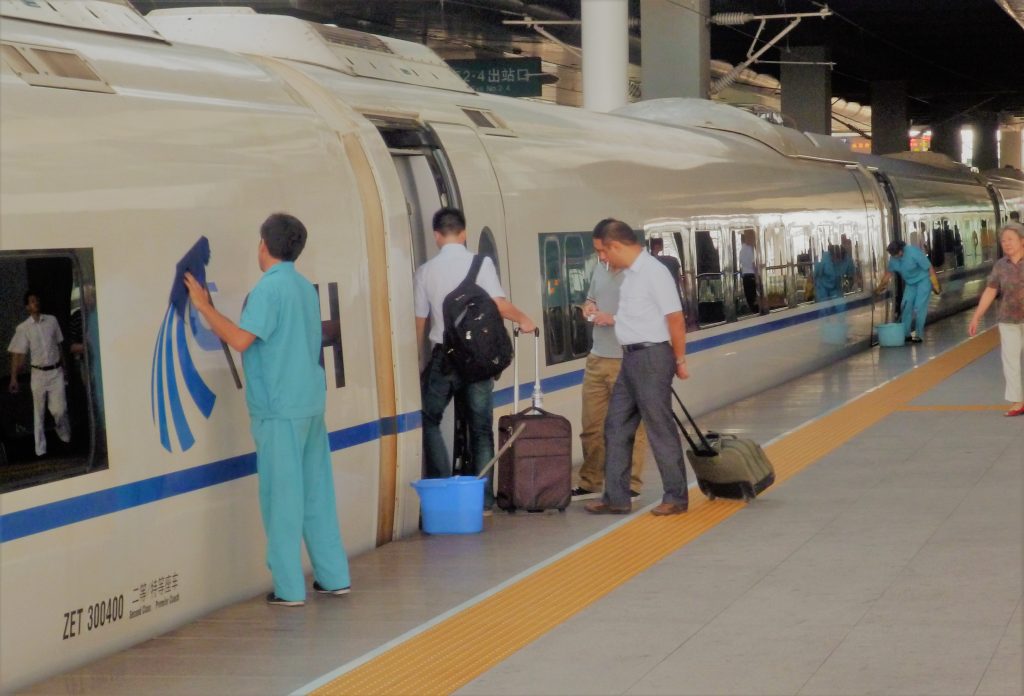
left=31, top=363, right=60, bottom=371
left=621, top=341, right=668, bottom=353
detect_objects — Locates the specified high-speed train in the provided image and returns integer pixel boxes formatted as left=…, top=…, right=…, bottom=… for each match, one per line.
left=1, top=2, right=1021, bottom=691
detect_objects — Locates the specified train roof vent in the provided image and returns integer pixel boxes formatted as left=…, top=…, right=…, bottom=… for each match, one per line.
left=0, top=0, right=164, bottom=42
left=613, top=98, right=854, bottom=163
left=312, top=24, right=394, bottom=55
left=460, top=108, right=515, bottom=136
left=147, top=8, right=474, bottom=94
left=1, top=41, right=114, bottom=94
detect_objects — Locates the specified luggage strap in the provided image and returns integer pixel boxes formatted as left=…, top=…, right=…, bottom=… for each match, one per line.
left=670, top=388, right=717, bottom=457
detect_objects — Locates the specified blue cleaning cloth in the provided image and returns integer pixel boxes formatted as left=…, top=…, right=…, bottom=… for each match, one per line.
left=169, top=236, right=211, bottom=317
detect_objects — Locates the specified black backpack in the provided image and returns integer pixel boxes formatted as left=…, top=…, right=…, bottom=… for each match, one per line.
left=442, top=255, right=513, bottom=382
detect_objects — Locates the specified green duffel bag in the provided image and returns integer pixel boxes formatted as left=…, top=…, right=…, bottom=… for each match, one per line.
left=671, top=388, right=775, bottom=502
left=685, top=433, right=775, bottom=502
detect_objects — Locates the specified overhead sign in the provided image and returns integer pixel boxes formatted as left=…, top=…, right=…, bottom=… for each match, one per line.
left=447, top=58, right=543, bottom=97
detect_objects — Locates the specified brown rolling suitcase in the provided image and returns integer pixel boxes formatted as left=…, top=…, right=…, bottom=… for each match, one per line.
left=496, top=328, right=572, bottom=513
left=670, top=389, right=775, bottom=502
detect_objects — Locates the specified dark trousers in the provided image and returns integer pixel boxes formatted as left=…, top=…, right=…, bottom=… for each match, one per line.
left=742, top=274, right=758, bottom=312
left=421, top=348, right=495, bottom=507
left=603, top=342, right=688, bottom=508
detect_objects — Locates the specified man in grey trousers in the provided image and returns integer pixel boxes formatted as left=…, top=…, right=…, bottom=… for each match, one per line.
left=584, top=220, right=690, bottom=516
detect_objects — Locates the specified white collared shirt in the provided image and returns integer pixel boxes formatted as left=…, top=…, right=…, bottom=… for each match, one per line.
left=414, top=243, right=506, bottom=345
left=614, top=250, right=682, bottom=345
left=739, top=243, right=756, bottom=274
left=8, top=313, right=63, bottom=367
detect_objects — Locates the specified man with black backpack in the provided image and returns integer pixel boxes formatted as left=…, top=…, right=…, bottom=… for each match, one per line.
left=415, top=208, right=536, bottom=512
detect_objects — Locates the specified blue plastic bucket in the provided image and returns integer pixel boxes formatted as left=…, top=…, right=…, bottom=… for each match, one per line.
left=411, top=476, right=485, bottom=534
left=877, top=323, right=905, bottom=347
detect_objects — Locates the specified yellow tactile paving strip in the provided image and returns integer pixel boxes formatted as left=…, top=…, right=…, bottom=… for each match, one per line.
left=314, top=329, right=1000, bottom=696
left=898, top=404, right=1006, bottom=412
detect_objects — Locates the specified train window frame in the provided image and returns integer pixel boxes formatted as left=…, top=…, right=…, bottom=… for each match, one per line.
left=760, top=225, right=791, bottom=312
left=730, top=227, right=761, bottom=319
left=537, top=232, right=596, bottom=366
left=0, top=249, right=108, bottom=493
left=693, top=227, right=726, bottom=327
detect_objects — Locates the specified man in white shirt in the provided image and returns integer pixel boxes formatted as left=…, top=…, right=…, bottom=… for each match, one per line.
left=415, top=208, right=535, bottom=510
left=583, top=220, right=690, bottom=517
left=8, top=291, right=72, bottom=456
left=575, top=219, right=647, bottom=501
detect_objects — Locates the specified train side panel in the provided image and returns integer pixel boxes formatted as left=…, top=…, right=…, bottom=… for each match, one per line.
left=0, top=21, right=383, bottom=692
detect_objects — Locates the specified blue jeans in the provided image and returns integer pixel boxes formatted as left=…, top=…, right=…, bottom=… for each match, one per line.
left=421, top=348, right=495, bottom=507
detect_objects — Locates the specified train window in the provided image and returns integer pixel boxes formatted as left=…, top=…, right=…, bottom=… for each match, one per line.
left=564, top=235, right=592, bottom=357
left=0, top=250, right=108, bottom=493
left=792, top=226, right=816, bottom=304
left=976, top=219, right=997, bottom=263
left=477, top=226, right=501, bottom=281
left=694, top=230, right=725, bottom=326
left=731, top=229, right=760, bottom=318
left=541, top=237, right=566, bottom=362
left=840, top=226, right=865, bottom=295
left=811, top=225, right=857, bottom=302
left=929, top=221, right=946, bottom=268
left=538, top=232, right=596, bottom=365
left=761, top=226, right=790, bottom=311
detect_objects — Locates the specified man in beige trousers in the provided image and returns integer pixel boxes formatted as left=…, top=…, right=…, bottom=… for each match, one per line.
left=573, top=219, right=647, bottom=500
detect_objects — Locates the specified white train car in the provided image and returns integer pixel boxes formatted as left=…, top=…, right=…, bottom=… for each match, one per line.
left=0, top=3, right=999, bottom=692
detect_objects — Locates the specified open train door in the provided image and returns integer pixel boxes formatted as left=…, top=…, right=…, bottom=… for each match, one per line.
left=426, top=121, right=511, bottom=285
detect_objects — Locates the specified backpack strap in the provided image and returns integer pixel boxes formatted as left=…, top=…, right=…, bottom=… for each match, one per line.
left=467, top=253, right=484, bottom=284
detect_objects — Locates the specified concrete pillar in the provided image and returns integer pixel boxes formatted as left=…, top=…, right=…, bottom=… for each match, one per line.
left=1000, top=126, right=1023, bottom=170
left=582, top=0, right=628, bottom=112
left=780, top=46, right=831, bottom=134
left=640, top=0, right=709, bottom=100
left=970, top=111, right=999, bottom=171
left=870, top=80, right=908, bottom=155
left=929, top=120, right=961, bottom=162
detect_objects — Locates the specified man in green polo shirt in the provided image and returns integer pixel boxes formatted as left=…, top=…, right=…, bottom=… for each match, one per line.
left=184, top=213, right=350, bottom=607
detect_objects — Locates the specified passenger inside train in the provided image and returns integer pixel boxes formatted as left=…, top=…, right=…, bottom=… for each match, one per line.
left=1, top=257, right=107, bottom=491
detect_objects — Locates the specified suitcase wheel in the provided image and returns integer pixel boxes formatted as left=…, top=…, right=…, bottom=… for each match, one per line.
left=557, top=507, right=567, bottom=512
left=741, top=484, right=755, bottom=502
left=698, top=481, right=715, bottom=500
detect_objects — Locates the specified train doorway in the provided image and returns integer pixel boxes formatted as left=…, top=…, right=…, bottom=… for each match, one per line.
left=371, top=120, right=461, bottom=274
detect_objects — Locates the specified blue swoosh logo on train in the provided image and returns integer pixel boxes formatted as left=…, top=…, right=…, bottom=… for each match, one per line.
left=151, top=237, right=218, bottom=452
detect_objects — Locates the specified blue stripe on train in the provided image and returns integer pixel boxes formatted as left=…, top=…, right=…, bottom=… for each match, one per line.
left=0, top=293, right=879, bottom=544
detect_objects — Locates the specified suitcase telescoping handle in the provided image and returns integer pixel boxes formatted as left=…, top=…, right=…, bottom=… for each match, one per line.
left=512, top=327, right=543, bottom=412
left=670, top=387, right=717, bottom=457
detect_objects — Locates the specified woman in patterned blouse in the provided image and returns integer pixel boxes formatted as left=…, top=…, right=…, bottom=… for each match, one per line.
left=969, top=222, right=1024, bottom=417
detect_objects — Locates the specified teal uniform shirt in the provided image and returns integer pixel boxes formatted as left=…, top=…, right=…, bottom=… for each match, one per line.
left=888, top=244, right=931, bottom=286
left=238, top=262, right=325, bottom=419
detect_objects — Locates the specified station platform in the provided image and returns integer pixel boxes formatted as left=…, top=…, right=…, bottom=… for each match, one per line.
left=24, top=310, right=1022, bottom=696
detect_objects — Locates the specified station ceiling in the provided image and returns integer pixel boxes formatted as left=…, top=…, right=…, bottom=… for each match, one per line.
left=132, top=0, right=1024, bottom=126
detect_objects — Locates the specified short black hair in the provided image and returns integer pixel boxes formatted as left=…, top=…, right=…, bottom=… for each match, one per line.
left=886, top=240, right=906, bottom=255
left=603, top=220, right=638, bottom=245
left=23, top=290, right=39, bottom=306
left=592, top=217, right=616, bottom=239
left=649, top=237, right=664, bottom=251
left=260, top=213, right=307, bottom=262
left=433, top=207, right=466, bottom=236
left=1011, top=211, right=1020, bottom=221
